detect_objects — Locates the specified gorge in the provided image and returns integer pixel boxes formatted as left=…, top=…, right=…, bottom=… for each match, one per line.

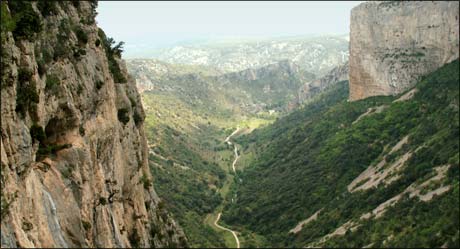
left=1, top=1, right=459, bottom=248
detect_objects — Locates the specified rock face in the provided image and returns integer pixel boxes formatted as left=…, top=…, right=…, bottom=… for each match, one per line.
left=349, top=1, right=459, bottom=101
left=297, top=62, right=349, bottom=105
left=1, top=2, right=186, bottom=248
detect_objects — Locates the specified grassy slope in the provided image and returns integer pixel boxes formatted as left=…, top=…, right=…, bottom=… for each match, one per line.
left=223, top=59, right=459, bottom=247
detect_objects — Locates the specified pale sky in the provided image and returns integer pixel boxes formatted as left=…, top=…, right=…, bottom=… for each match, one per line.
left=96, top=1, right=362, bottom=56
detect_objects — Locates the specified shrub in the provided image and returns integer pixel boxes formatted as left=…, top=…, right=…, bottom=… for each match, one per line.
left=98, top=28, right=127, bottom=83
left=8, top=1, right=42, bottom=41
left=1, top=2, right=15, bottom=35
left=54, top=19, right=71, bottom=60
left=54, top=43, right=68, bottom=60
left=82, top=220, right=91, bottom=231
left=1, top=193, right=12, bottom=219
left=71, top=1, right=80, bottom=8
left=133, top=111, right=143, bottom=126
left=140, top=173, right=152, bottom=189
left=37, top=0, right=58, bottom=17
left=128, top=228, right=141, bottom=248
left=18, top=68, right=33, bottom=84
left=99, top=197, right=107, bottom=205
left=42, top=48, right=53, bottom=64
left=30, top=124, right=46, bottom=143
left=108, top=59, right=127, bottom=83
left=79, top=125, right=85, bottom=136
left=37, top=59, right=47, bottom=76
left=117, top=108, right=130, bottom=125
left=75, top=27, right=88, bottom=44
left=37, top=143, right=72, bottom=157
left=77, top=84, right=84, bottom=94
left=45, top=74, right=60, bottom=94
left=16, top=78, right=39, bottom=118
left=111, top=41, right=125, bottom=57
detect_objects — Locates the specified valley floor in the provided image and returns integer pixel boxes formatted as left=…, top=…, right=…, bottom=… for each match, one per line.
left=208, top=128, right=241, bottom=248
left=140, top=89, right=272, bottom=247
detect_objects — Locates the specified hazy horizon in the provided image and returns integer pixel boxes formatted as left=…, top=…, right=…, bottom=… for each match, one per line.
left=96, top=1, right=361, bottom=58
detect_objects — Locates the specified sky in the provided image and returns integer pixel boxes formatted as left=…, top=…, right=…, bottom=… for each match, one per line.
left=96, top=1, right=362, bottom=57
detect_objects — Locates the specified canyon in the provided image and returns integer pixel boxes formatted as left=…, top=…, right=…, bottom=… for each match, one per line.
left=1, top=1, right=458, bottom=248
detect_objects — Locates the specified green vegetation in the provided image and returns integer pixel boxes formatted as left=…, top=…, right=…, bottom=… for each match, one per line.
left=37, top=0, right=58, bottom=17
left=128, top=228, right=141, bottom=248
left=117, top=108, right=130, bottom=125
left=75, top=26, right=88, bottom=44
left=134, top=58, right=313, bottom=247
left=0, top=191, right=17, bottom=219
left=222, top=67, right=315, bottom=110
left=133, top=111, right=143, bottom=126
left=139, top=173, right=152, bottom=190
left=37, top=58, right=47, bottom=76
left=99, top=197, right=107, bottom=206
left=221, top=59, right=459, bottom=247
left=1, top=2, right=16, bottom=36
left=82, top=220, right=91, bottom=231
left=54, top=19, right=72, bottom=60
left=98, top=28, right=127, bottom=83
left=79, top=125, right=85, bottom=136
left=16, top=68, right=39, bottom=118
left=45, top=74, right=60, bottom=95
left=7, top=1, right=42, bottom=41
left=30, top=124, right=46, bottom=143
left=37, top=143, right=72, bottom=158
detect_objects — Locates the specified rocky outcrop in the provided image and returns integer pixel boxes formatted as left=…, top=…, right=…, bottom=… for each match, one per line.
left=297, top=62, right=348, bottom=105
left=349, top=1, right=459, bottom=101
left=1, top=2, right=186, bottom=248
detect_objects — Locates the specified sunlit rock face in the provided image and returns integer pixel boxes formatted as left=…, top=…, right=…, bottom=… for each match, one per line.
left=349, top=1, right=459, bottom=101
left=0, top=2, right=187, bottom=248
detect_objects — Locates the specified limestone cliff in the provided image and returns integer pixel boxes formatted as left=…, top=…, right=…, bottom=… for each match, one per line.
left=297, top=62, right=348, bottom=105
left=1, top=1, right=187, bottom=248
left=349, top=1, right=459, bottom=101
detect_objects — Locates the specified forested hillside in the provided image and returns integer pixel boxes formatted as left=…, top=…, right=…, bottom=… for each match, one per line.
left=223, top=59, right=459, bottom=248
left=136, top=63, right=276, bottom=247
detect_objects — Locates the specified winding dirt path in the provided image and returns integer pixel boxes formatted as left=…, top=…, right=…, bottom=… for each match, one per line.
left=212, top=127, right=241, bottom=248
left=214, top=212, right=240, bottom=248
left=225, top=128, right=240, bottom=173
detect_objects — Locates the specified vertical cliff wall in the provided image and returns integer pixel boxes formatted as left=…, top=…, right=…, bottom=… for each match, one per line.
left=1, top=1, right=186, bottom=248
left=349, top=1, right=459, bottom=101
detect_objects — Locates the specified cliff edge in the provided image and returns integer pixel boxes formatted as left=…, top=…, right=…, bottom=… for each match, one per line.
left=349, top=1, right=459, bottom=101
left=1, top=1, right=187, bottom=247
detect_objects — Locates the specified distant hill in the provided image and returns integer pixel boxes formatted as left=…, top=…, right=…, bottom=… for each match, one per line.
left=130, top=35, right=348, bottom=76
left=127, top=59, right=315, bottom=113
